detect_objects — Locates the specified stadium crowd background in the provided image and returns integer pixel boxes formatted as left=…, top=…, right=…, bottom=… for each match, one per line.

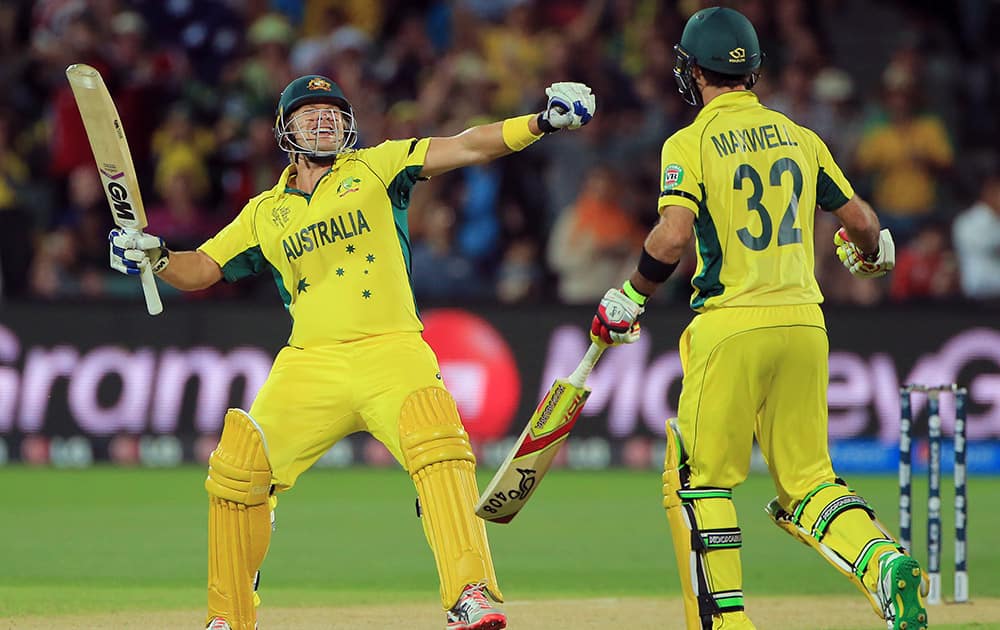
left=0, top=0, right=998, bottom=307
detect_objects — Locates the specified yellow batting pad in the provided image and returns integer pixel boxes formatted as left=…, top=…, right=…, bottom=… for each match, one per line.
left=663, top=421, right=751, bottom=630
left=205, top=409, right=272, bottom=505
left=766, top=481, right=901, bottom=619
left=400, top=387, right=502, bottom=608
left=205, top=409, right=273, bottom=630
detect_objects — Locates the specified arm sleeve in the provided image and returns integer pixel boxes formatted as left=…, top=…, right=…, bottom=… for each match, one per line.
left=811, top=130, right=856, bottom=211
left=198, top=200, right=265, bottom=282
left=368, top=138, right=431, bottom=184
left=657, top=135, right=702, bottom=216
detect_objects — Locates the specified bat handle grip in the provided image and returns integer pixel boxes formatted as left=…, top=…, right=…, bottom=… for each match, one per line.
left=139, top=263, right=163, bottom=315
left=123, top=227, right=163, bottom=315
left=568, top=342, right=605, bottom=388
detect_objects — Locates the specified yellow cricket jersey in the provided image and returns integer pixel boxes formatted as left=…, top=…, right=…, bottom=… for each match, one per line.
left=199, top=138, right=430, bottom=347
left=658, top=91, right=854, bottom=311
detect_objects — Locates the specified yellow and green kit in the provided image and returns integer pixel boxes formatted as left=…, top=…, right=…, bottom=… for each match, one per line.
left=659, top=91, right=906, bottom=629
left=199, top=139, right=501, bottom=627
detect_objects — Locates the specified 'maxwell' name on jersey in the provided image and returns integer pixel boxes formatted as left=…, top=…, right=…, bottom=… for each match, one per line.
left=710, top=123, right=799, bottom=157
left=282, top=209, right=371, bottom=260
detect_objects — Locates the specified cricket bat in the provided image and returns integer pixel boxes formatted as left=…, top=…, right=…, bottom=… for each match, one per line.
left=65, top=63, right=162, bottom=315
left=476, top=342, right=606, bottom=523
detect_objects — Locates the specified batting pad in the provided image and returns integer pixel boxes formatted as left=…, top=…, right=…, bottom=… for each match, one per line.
left=663, top=421, right=754, bottom=630
left=766, top=480, right=901, bottom=618
left=205, top=409, right=273, bottom=630
left=400, top=387, right=503, bottom=608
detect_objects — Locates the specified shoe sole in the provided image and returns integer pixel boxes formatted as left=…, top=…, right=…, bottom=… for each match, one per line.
left=890, top=557, right=927, bottom=630
left=448, top=614, right=506, bottom=630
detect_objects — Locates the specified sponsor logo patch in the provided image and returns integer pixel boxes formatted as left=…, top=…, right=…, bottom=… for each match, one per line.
left=729, top=47, right=746, bottom=63
left=662, top=164, right=684, bottom=190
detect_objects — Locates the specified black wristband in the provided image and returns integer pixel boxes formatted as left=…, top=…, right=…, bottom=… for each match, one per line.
left=637, top=247, right=678, bottom=284
left=536, top=112, right=558, bottom=134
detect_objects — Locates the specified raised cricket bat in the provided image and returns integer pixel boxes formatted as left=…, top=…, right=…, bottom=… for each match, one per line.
left=65, top=63, right=162, bottom=315
left=476, top=342, right=606, bottom=523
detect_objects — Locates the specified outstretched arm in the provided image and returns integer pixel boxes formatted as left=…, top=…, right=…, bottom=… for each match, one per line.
left=420, top=118, right=539, bottom=178
left=420, top=82, right=596, bottom=178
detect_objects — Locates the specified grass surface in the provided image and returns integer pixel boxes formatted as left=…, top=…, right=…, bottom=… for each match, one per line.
left=2, top=467, right=997, bottom=619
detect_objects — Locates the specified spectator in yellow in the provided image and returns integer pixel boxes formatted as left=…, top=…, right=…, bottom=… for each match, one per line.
left=0, top=110, right=28, bottom=212
left=854, top=65, right=953, bottom=243
left=480, top=3, right=546, bottom=113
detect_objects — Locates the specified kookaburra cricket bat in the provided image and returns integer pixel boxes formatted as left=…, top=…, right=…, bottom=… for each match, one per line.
left=476, top=342, right=606, bottom=523
left=65, top=63, right=162, bottom=315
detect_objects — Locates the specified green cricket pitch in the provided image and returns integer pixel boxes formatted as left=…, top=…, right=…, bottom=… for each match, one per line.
left=3, top=467, right=998, bottom=629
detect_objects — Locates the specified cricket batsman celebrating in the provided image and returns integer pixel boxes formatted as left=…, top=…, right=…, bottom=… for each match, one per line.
left=588, top=7, right=924, bottom=630
left=109, top=74, right=596, bottom=630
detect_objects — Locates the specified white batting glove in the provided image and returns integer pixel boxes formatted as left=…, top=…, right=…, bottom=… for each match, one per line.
left=538, top=82, right=596, bottom=131
left=590, top=288, right=643, bottom=346
left=834, top=227, right=895, bottom=278
left=109, top=229, right=169, bottom=276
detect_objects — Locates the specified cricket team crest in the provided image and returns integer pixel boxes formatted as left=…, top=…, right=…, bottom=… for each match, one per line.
left=662, top=163, right=684, bottom=190
left=337, top=177, right=361, bottom=197
left=306, top=77, right=332, bottom=91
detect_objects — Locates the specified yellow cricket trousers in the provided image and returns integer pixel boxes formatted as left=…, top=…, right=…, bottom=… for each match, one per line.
left=677, top=303, right=836, bottom=506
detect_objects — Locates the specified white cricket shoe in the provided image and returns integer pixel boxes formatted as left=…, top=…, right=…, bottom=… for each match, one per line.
left=446, top=582, right=506, bottom=630
left=206, top=618, right=231, bottom=630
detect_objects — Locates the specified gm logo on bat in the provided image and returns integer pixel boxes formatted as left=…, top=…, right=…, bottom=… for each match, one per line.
left=100, top=168, right=138, bottom=225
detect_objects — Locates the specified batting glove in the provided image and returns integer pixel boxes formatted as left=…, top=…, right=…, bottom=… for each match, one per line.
left=109, top=229, right=169, bottom=275
left=538, top=82, right=596, bottom=132
left=834, top=227, right=895, bottom=278
left=590, top=287, right=644, bottom=346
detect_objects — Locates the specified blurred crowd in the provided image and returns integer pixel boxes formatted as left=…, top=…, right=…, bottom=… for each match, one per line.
left=0, top=0, right=998, bottom=307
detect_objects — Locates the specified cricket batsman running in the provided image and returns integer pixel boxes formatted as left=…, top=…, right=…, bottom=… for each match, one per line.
left=108, top=74, right=596, bottom=630
left=588, top=7, right=925, bottom=630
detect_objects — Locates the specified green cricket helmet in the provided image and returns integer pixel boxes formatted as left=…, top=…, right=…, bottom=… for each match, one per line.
left=674, top=7, right=763, bottom=106
left=274, top=74, right=357, bottom=159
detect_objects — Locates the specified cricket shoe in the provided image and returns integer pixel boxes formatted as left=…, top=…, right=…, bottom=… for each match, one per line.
left=877, top=552, right=927, bottom=630
left=206, top=618, right=257, bottom=630
left=446, top=582, right=506, bottom=630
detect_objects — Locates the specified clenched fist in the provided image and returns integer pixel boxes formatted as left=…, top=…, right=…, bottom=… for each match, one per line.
left=590, top=288, right=644, bottom=346
left=834, top=228, right=895, bottom=278
left=538, top=82, right=596, bottom=132
left=109, top=229, right=169, bottom=275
